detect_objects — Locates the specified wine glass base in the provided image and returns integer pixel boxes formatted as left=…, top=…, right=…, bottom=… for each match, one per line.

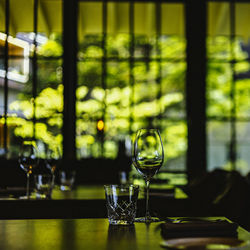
left=19, top=194, right=36, bottom=200
left=19, top=195, right=31, bottom=200
left=135, top=217, right=161, bottom=223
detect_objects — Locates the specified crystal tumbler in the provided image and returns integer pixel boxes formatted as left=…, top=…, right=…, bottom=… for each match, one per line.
left=104, top=184, right=139, bottom=225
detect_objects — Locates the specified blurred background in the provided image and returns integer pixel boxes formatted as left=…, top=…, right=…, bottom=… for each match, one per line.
left=0, top=0, right=250, bottom=187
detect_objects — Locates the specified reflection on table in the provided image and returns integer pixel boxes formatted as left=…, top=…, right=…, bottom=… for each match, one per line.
left=0, top=185, right=188, bottom=219
left=51, top=185, right=188, bottom=200
left=0, top=218, right=249, bottom=250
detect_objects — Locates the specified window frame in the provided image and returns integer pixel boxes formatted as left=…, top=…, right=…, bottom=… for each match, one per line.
left=2, top=0, right=249, bottom=181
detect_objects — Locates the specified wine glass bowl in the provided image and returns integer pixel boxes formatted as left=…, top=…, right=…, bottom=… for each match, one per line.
left=19, top=140, right=39, bottom=199
left=133, top=128, right=164, bottom=223
left=44, top=145, right=62, bottom=188
left=45, top=146, right=61, bottom=175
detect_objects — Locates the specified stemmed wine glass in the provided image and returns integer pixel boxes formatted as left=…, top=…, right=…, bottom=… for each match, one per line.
left=45, top=145, right=62, bottom=185
left=19, top=140, right=39, bottom=199
left=132, top=128, right=164, bottom=223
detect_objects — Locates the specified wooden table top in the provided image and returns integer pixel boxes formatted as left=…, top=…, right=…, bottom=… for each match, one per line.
left=51, top=185, right=188, bottom=200
left=0, top=185, right=188, bottom=219
left=0, top=184, right=188, bottom=200
left=0, top=218, right=249, bottom=250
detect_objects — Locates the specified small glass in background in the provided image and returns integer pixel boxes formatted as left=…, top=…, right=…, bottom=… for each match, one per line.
left=104, top=184, right=139, bottom=225
left=59, top=170, right=76, bottom=191
left=19, top=140, right=39, bottom=199
left=34, top=174, right=54, bottom=199
left=119, top=171, right=128, bottom=185
left=45, top=146, right=62, bottom=183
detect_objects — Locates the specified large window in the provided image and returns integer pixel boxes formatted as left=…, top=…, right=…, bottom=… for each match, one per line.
left=207, top=2, right=250, bottom=175
left=0, top=0, right=63, bottom=157
left=76, top=2, right=186, bottom=172
left=0, top=0, right=187, bottom=173
left=1, top=0, right=250, bottom=181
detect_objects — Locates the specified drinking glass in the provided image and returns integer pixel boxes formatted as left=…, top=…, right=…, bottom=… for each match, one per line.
left=19, top=140, right=39, bottom=199
left=59, top=170, right=76, bottom=191
left=132, top=128, right=164, bottom=223
left=104, top=184, right=139, bottom=225
left=45, top=146, right=61, bottom=185
left=34, top=174, right=54, bottom=199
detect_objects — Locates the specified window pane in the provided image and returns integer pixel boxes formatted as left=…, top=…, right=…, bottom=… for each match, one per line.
left=37, top=58, right=62, bottom=90
left=207, top=62, right=232, bottom=117
left=2, top=0, right=63, bottom=156
left=78, top=35, right=103, bottom=59
left=161, top=61, right=186, bottom=119
left=106, top=34, right=130, bottom=59
left=207, top=36, right=231, bottom=60
left=236, top=79, right=250, bottom=117
left=0, top=0, right=5, bottom=34
left=207, top=121, right=250, bottom=175
left=161, top=120, right=187, bottom=172
left=160, top=36, right=186, bottom=60
left=76, top=57, right=103, bottom=159
left=207, top=1, right=250, bottom=174
left=207, top=2, right=230, bottom=38
left=207, top=121, right=231, bottom=171
left=236, top=122, right=250, bottom=175
left=235, top=3, right=250, bottom=42
left=105, top=61, right=130, bottom=157
left=77, top=2, right=186, bottom=173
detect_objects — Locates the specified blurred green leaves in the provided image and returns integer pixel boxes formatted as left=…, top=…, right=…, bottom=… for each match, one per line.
left=8, top=34, right=187, bottom=163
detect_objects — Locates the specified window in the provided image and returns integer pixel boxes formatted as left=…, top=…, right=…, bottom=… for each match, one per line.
left=0, top=0, right=63, bottom=158
left=1, top=0, right=250, bottom=183
left=76, top=2, right=186, bottom=172
left=207, top=2, right=250, bottom=175
left=0, top=0, right=187, bottom=174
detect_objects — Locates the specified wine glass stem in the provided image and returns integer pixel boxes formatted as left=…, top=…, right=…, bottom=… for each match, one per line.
left=52, top=174, right=55, bottom=187
left=26, top=173, right=30, bottom=199
left=145, top=179, right=151, bottom=222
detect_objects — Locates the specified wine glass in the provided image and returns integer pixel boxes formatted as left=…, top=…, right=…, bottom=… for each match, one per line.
left=132, top=128, right=164, bottom=223
left=19, top=140, right=39, bottom=199
left=45, top=145, right=62, bottom=185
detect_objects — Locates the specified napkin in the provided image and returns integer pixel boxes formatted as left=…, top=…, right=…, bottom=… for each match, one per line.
left=161, top=219, right=238, bottom=239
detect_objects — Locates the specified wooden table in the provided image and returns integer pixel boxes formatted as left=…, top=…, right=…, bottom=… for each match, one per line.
left=0, top=185, right=189, bottom=219
left=0, top=184, right=187, bottom=200
left=0, top=218, right=249, bottom=250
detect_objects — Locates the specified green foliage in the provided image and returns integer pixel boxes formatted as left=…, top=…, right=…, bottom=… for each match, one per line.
left=10, top=34, right=250, bottom=172
left=9, top=34, right=187, bottom=163
left=207, top=36, right=250, bottom=172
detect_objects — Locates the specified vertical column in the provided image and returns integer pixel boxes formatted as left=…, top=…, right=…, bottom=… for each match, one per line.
left=32, top=0, right=38, bottom=139
left=129, top=1, right=134, bottom=134
left=155, top=2, right=162, bottom=130
left=229, top=2, right=237, bottom=170
left=185, top=0, right=207, bottom=181
left=3, top=0, right=9, bottom=154
left=100, top=0, right=108, bottom=157
left=62, top=0, right=78, bottom=162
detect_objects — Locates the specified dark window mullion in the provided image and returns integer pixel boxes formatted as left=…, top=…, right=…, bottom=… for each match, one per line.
left=129, top=1, right=135, bottom=134
left=100, top=0, right=108, bottom=157
left=229, top=1, right=237, bottom=170
left=62, top=0, right=77, bottom=162
left=155, top=2, right=162, bottom=129
left=79, top=56, right=184, bottom=63
left=32, top=0, right=38, bottom=139
left=186, top=0, right=207, bottom=180
left=3, top=0, right=9, bottom=154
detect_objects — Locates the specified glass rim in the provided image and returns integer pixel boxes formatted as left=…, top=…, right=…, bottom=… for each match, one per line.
left=135, top=128, right=162, bottom=137
left=104, top=184, right=139, bottom=190
left=136, top=128, right=160, bottom=132
left=34, top=174, right=53, bottom=177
